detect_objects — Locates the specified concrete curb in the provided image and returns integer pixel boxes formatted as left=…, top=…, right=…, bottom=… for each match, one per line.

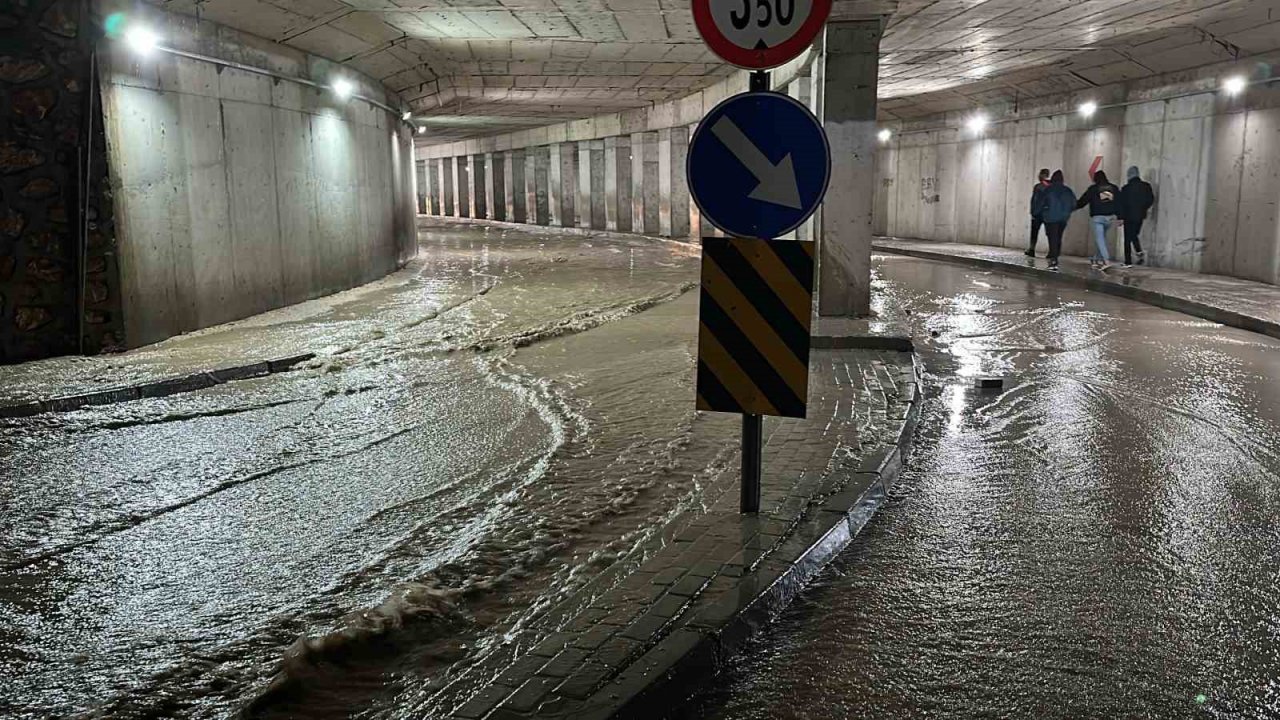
left=874, top=243, right=1280, bottom=342
left=810, top=333, right=914, bottom=351
left=0, top=353, right=315, bottom=419
left=601, top=353, right=925, bottom=720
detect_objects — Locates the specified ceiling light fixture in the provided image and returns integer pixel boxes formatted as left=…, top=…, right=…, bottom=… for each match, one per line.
left=967, top=113, right=988, bottom=133
left=1079, top=101, right=1097, bottom=118
left=402, top=111, right=412, bottom=120
left=878, top=128, right=892, bottom=142
left=332, top=78, right=353, bottom=100
left=125, top=25, right=159, bottom=55
left=417, top=126, right=425, bottom=135
left=1223, top=75, right=1247, bottom=95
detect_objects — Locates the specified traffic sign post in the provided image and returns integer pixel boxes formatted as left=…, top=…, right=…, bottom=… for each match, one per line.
left=687, top=91, right=829, bottom=240
left=693, top=0, right=832, bottom=69
left=691, top=0, right=830, bottom=513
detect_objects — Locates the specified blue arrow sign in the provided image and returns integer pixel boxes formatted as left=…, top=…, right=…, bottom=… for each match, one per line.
left=688, top=91, right=830, bottom=240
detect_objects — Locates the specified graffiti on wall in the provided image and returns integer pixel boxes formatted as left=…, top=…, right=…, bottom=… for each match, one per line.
left=920, top=177, right=939, bottom=204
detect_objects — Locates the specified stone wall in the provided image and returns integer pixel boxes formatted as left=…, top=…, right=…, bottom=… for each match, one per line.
left=0, top=0, right=123, bottom=362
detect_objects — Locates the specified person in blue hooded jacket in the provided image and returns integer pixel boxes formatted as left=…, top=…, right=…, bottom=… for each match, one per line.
left=1036, top=170, right=1076, bottom=271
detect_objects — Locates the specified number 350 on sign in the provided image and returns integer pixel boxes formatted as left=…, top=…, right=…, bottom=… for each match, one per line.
left=692, top=0, right=832, bottom=69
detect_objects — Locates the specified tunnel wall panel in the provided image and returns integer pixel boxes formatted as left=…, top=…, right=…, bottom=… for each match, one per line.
left=878, top=73, right=1280, bottom=286
left=100, top=13, right=415, bottom=349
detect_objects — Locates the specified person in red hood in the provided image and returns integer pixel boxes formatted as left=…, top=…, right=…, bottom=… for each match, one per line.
left=1025, top=168, right=1051, bottom=257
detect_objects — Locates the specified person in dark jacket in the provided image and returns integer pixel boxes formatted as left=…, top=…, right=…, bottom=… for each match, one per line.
left=1075, top=170, right=1122, bottom=270
left=1118, top=165, right=1154, bottom=266
left=1026, top=168, right=1051, bottom=257
left=1037, top=170, right=1075, bottom=271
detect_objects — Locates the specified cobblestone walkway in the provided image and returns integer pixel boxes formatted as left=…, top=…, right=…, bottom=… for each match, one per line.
left=874, top=237, right=1280, bottom=340
left=411, top=347, right=921, bottom=720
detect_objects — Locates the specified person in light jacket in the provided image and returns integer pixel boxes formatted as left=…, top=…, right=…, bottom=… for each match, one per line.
left=1075, top=170, right=1122, bottom=270
left=1037, top=170, right=1076, bottom=271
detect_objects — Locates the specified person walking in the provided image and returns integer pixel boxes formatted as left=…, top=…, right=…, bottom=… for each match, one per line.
left=1118, top=165, right=1154, bottom=267
left=1075, top=170, right=1122, bottom=270
left=1026, top=168, right=1051, bottom=257
left=1037, top=170, right=1075, bottom=271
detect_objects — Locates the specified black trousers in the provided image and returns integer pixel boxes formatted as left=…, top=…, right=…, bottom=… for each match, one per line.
left=1029, top=217, right=1044, bottom=250
left=1123, top=218, right=1144, bottom=264
left=1045, top=222, right=1066, bottom=261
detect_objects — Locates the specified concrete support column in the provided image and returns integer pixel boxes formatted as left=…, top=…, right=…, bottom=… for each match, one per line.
left=789, top=77, right=813, bottom=241
left=687, top=123, right=703, bottom=239
left=809, top=39, right=825, bottom=239
left=656, top=128, right=691, bottom=238
left=491, top=152, right=507, bottom=222
left=442, top=157, right=456, bottom=217
left=558, top=142, right=577, bottom=227
left=577, top=142, right=592, bottom=229
left=658, top=128, right=673, bottom=236
left=415, top=160, right=428, bottom=214
left=482, top=152, right=496, bottom=220
left=637, top=131, right=660, bottom=235
left=428, top=158, right=441, bottom=215
left=511, top=149, right=528, bottom=223
left=455, top=156, right=471, bottom=218
left=819, top=20, right=882, bottom=316
left=548, top=143, right=563, bottom=226
left=588, top=140, right=606, bottom=230
left=533, top=145, right=551, bottom=225
left=472, top=154, right=487, bottom=220
left=606, top=136, right=632, bottom=232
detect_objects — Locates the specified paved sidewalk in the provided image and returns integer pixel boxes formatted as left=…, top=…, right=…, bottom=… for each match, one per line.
left=874, top=237, right=1280, bottom=340
left=408, top=346, right=921, bottom=720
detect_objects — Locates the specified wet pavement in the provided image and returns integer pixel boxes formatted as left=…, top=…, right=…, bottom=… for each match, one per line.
left=1, top=220, right=724, bottom=718
left=875, top=237, right=1280, bottom=339
left=687, top=254, right=1280, bottom=719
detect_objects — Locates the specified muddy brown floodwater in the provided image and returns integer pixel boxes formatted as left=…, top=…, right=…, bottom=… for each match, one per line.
left=686, top=255, right=1280, bottom=720
left=0, top=221, right=743, bottom=719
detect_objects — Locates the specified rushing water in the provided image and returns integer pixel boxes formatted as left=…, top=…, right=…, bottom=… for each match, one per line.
left=688, top=255, right=1280, bottom=719
left=0, top=222, right=742, bottom=719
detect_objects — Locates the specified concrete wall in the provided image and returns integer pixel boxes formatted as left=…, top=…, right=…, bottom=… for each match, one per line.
left=412, top=47, right=819, bottom=241
left=98, top=9, right=416, bottom=348
left=876, top=62, right=1280, bottom=284
left=416, top=124, right=701, bottom=240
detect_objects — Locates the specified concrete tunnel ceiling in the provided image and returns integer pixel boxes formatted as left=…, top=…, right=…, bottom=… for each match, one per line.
left=154, top=0, right=1280, bottom=142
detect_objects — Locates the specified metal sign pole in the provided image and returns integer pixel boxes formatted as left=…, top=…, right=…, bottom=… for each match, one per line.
left=742, top=414, right=763, bottom=513
left=690, top=0, right=825, bottom=514
left=739, top=68, right=770, bottom=514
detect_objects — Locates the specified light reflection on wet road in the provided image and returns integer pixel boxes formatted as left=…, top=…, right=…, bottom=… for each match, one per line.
left=689, top=255, right=1280, bottom=719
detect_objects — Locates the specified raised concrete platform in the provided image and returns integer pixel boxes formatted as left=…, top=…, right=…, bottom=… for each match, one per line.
left=874, top=238, right=1280, bottom=341
left=425, top=347, right=922, bottom=719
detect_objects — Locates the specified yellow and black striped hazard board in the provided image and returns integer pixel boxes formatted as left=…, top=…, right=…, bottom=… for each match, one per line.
left=696, top=237, right=814, bottom=419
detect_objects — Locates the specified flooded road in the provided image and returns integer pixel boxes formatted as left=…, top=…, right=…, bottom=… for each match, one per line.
left=689, top=255, right=1280, bottom=719
left=0, top=221, right=741, bottom=718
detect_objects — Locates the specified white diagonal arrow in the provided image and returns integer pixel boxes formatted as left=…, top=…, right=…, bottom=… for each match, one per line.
left=710, top=115, right=802, bottom=210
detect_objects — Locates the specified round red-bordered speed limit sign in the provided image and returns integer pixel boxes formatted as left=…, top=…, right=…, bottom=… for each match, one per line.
left=693, top=0, right=832, bottom=70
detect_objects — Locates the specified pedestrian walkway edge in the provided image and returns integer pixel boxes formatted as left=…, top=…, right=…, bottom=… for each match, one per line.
left=602, top=354, right=924, bottom=720
left=873, top=241, right=1280, bottom=341
left=0, top=353, right=316, bottom=419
